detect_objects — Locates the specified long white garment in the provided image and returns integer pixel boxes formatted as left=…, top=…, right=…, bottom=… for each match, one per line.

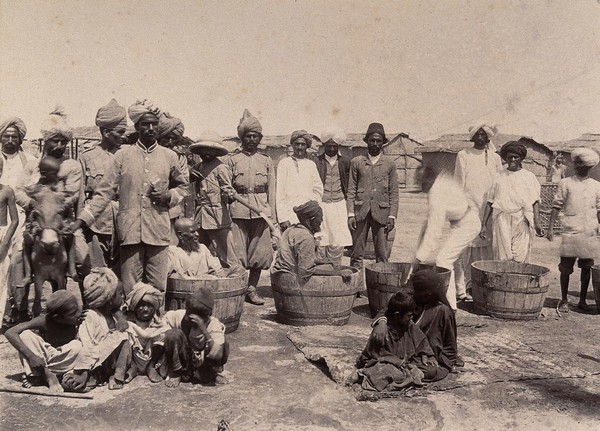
left=319, top=200, right=352, bottom=247
left=487, top=169, right=541, bottom=263
left=414, top=175, right=481, bottom=309
left=552, top=176, right=600, bottom=258
left=276, top=156, right=323, bottom=225
left=19, top=329, right=82, bottom=376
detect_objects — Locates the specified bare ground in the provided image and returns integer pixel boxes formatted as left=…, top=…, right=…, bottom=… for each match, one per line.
left=1, top=192, right=600, bottom=431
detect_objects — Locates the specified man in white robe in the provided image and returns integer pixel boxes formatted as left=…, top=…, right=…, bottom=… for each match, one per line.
left=481, top=140, right=542, bottom=263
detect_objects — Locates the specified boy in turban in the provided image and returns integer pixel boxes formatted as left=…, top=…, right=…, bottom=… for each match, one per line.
left=481, top=140, right=542, bottom=263
left=156, top=288, right=229, bottom=387
left=61, top=268, right=131, bottom=391
left=271, top=200, right=353, bottom=284
left=547, top=147, right=600, bottom=312
left=125, top=282, right=169, bottom=382
left=5, top=290, right=82, bottom=392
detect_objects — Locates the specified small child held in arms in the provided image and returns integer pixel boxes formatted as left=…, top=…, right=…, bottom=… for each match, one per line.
left=547, top=147, right=600, bottom=312
left=349, top=290, right=447, bottom=392
left=124, top=282, right=169, bottom=383
left=156, top=288, right=229, bottom=387
left=5, top=290, right=82, bottom=392
left=61, top=268, right=132, bottom=392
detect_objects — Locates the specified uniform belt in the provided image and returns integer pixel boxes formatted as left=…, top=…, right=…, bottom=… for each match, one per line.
left=235, top=185, right=267, bottom=194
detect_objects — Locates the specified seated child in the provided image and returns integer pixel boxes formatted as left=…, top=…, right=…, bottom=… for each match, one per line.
left=5, top=290, right=82, bottom=392
left=61, top=268, right=132, bottom=392
left=168, top=218, right=245, bottom=279
left=156, top=287, right=229, bottom=388
left=372, top=269, right=461, bottom=370
left=350, top=290, right=448, bottom=392
left=124, top=282, right=169, bottom=383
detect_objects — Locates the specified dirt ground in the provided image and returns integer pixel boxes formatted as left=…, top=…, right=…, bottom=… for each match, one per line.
left=1, top=192, right=600, bottom=431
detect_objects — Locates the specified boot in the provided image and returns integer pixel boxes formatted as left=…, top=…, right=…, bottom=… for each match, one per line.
left=245, top=286, right=265, bottom=305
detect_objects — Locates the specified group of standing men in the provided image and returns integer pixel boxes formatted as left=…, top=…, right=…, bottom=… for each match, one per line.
left=0, top=102, right=401, bottom=322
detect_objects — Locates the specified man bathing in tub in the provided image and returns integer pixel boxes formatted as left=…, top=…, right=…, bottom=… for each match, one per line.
left=167, top=218, right=244, bottom=279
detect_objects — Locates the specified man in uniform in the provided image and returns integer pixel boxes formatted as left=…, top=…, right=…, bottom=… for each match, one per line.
left=227, top=109, right=276, bottom=305
left=73, top=100, right=189, bottom=295
left=79, top=99, right=127, bottom=275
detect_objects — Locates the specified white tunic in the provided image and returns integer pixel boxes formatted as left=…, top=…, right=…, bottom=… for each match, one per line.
left=552, top=176, right=600, bottom=258
left=276, top=156, right=323, bottom=225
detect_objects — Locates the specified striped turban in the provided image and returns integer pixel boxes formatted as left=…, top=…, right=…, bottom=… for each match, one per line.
left=157, top=112, right=185, bottom=138
left=128, top=100, right=161, bottom=124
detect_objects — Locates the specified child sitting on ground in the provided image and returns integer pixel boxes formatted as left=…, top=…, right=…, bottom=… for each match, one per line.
left=61, top=268, right=132, bottom=392
left=371, top=269, right=462, bottom=371
left=349, top=290, right=447, bottom=392
left=156, top=288, right=228, bottom=388
left=5, top=290, right=82, bottom=392
left=124, top=282, right=169, bottom=383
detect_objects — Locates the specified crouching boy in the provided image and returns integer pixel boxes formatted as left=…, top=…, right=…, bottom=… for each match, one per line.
left=61, top=268, right=132, bottom=392
left=157, top=287, right=229, bottom=387
left=5, top=290, right=82, bottom=392
left=124, top=282, right=169, bottom=383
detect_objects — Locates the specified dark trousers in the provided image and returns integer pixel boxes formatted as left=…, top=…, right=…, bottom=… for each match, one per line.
left=350, top=212, right=388, bottom=268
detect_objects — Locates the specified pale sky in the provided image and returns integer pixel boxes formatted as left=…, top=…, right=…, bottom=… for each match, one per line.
left=1, top=0, right=599, bottom=143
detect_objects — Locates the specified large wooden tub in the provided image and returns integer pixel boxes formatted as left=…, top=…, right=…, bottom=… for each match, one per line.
left=471, top=260, right=550, bottom=320
left=364, top=262, right=451, bottom=318
left=166, top=273, right=248, bottom=333
left=271, top=266, right=361, bottom=326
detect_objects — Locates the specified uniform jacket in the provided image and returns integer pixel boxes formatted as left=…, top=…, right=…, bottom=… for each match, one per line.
left=193, top=158, right=235, bottom=230
left=346, top=155, right=399, bottom=224
left=315, top=153, right=351, bottom=199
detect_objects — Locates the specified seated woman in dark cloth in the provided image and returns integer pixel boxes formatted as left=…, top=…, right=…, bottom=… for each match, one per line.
left=372, top=269, right=462, bottom=371
left=349, top=290, right=448, bottom=392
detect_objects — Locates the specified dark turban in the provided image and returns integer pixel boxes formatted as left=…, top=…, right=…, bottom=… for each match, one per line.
left=96, top=99, right=127, bottom=130
left=128, top=100, right=161, bottom=124
left=157, top=112, right=185, bottom=138
left=293, top=200, right=322, bottom=220
left=411, top=269, right=443, bottom=293
left=126, top=282, right=163, bottom=311
left=46, top=290, right=81, bottom=319
left=0, top=117, right=27, bottom=140
left=500, top=141, right=527, bottom=160
left=82, top=267, right=120, bottom=309
left=290, top=130, right=312, bottom=148
left=187, top=288, right=214, bottom=313
left=237, top=109, right=262, bottom=139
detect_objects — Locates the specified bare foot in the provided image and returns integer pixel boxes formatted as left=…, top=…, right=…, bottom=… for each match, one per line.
left=108, top=376, right=124, bottom=390
left=164, top=376, right=181, bottom=388
left=147, top=366, right=163, bottom=383
left=44, top=369, right=64, bottom=393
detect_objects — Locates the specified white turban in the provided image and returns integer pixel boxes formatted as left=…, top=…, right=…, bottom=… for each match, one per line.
left=320, top=128, right=346, bottom=146
left=468, top=124, right=497, bottom=140
left=571, top=147, right=600, bottom=168
left=0, top=117, right=27, bottom=140
left=128, top=100, right=161, bottom=124
left=82, top=267, right=120, bottom=309
left=40, top=107, right=73, bottom=141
